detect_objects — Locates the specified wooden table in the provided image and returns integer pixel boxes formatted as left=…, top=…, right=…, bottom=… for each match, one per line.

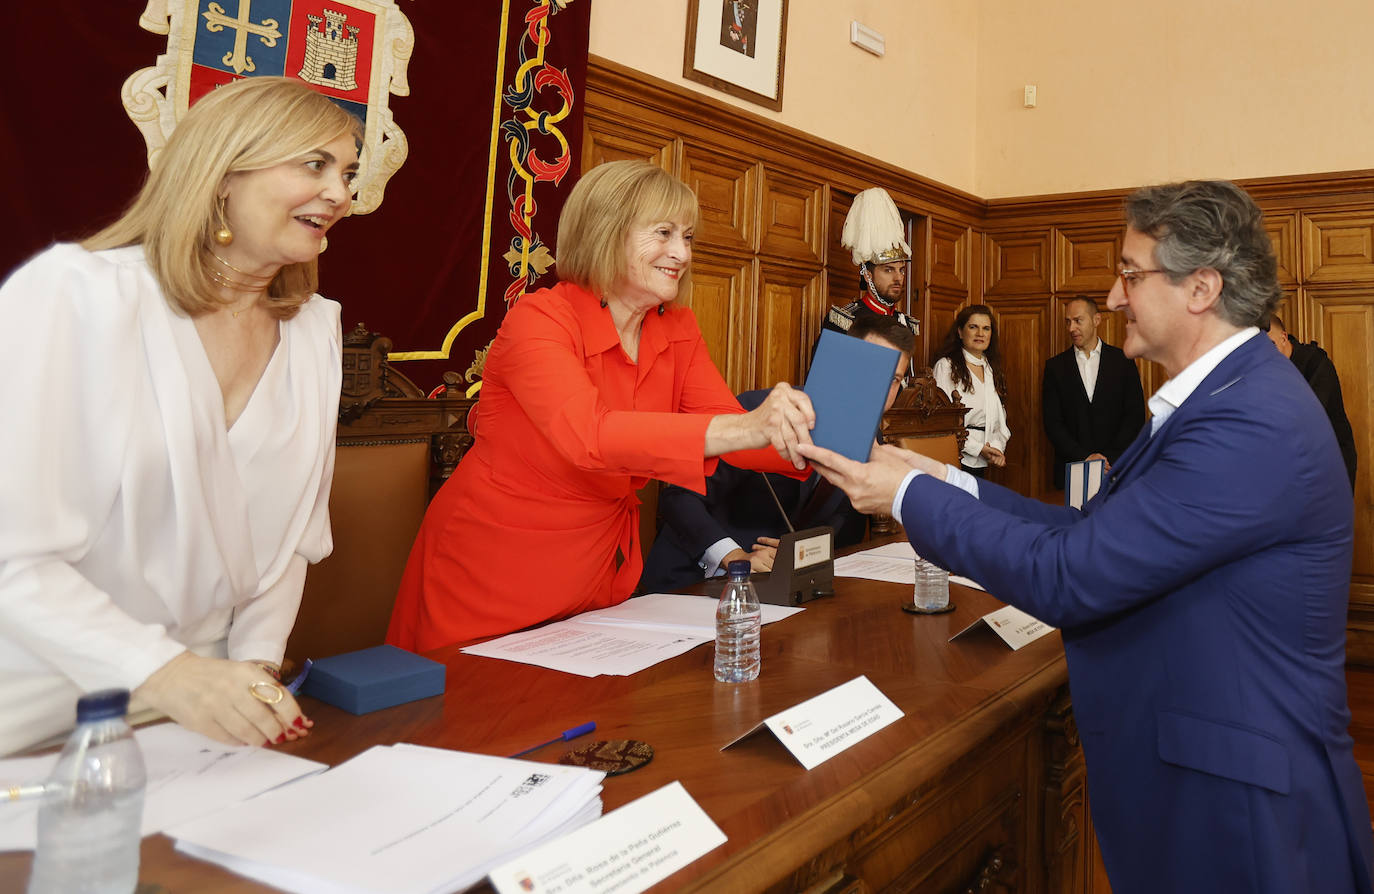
left=1, top=572, right=1104, bottom=893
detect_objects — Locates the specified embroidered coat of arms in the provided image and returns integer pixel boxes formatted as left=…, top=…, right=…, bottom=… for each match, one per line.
left=124, top=0, right=413, bottom=214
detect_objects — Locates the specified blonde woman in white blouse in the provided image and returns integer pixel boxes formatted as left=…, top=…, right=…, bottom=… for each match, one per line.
left=0, top=78, right=357, bottom=755
left=931, top=305, right=1011, bottom=477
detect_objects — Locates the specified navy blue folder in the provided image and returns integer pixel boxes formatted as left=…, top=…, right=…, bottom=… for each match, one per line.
left=802, top=329, right=901, bottom=463
left=300, top=644, right=445, bottom=715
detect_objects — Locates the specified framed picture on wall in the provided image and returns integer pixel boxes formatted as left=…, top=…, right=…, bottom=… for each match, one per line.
left=684, top=0, right=789, bottom=112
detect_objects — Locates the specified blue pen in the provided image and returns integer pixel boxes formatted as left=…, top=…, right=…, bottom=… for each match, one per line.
left=507, top=722, right=596, bottom=759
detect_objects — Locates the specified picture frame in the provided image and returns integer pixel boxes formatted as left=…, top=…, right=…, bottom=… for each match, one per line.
left=683, top=0, right=789, bottom=112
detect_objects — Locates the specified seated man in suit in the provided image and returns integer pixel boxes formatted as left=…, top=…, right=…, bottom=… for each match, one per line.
left=1266, top=314, right=1357, bottom=490
left=800, top=180, right=1373, bottom=893
left=1041, top=295, right=1146, bottom=489
left=640, top=317, right=913, bottom=594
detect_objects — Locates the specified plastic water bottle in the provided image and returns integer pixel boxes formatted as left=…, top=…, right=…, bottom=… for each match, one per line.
left=913, top=557, right=951, bottom=611
left=29, top=689, right=147, bottom=894
left=714, top=559, right=762, bottom=682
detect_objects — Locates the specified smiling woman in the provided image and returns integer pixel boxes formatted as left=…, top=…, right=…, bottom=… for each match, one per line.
left=386, top=160, right=819, bottom=650
left=0, top=77, right=360, bottom=756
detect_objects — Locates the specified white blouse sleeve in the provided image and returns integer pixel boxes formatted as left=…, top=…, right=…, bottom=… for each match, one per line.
left=931, top=357, right=957, bottom=401
left=0, top=246, right=187, bottom=691
left=988, top=379, right=1012, bottom=452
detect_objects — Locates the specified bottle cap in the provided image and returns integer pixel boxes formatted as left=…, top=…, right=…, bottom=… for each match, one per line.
left=76, top=689, right=131, bottom=723
left=726, top=559, right=751, bottom=579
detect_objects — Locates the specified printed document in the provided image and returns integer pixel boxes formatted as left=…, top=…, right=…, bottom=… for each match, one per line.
left=170, top=744, right=605, bottom=894
left=0, top=723, right=324, bottom=851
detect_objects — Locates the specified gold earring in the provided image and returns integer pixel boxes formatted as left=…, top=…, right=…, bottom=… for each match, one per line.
left=213, top=197, right=233, bottom=246
left=318, top=235, right=328, bottom=254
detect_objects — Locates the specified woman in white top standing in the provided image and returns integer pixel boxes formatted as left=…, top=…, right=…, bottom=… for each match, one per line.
left=931, top=304, right=1011, bottom=477
left=0, top=77, right=357, bottom=755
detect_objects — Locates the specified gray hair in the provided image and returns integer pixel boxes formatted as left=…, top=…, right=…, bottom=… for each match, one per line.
left=1123, top=180, right=1279, bottom=328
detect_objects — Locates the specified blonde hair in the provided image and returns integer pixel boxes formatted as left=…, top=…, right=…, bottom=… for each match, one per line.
left=85, top=77, right=362, bottom=320
left=555, top=160, right=699, bottom=300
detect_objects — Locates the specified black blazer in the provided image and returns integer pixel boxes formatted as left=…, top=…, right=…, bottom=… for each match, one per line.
left=1041, top=341, right=1146, bottom=489
left=639, top=390, right=865, bottom=594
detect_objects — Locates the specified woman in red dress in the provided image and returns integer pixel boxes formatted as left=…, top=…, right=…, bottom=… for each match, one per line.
left=387, top=161, right=815, bottom=650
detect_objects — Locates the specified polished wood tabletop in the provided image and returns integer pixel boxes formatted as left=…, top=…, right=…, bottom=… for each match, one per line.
left=0, top=565, right=1069, bottom=893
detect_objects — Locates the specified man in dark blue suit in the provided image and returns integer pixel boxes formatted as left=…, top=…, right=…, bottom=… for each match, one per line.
left=1042, top=295, right=1146, bottom=489
left=640, top=317, right=912, bottom=594
left=800, top=181, right=1374, bottom=893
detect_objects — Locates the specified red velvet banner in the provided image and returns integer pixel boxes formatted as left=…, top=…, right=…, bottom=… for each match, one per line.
left=0, top=2, right=591, bottom=393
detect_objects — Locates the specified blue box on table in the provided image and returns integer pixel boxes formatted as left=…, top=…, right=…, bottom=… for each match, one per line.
left=300, top=644, right=445, bottom=715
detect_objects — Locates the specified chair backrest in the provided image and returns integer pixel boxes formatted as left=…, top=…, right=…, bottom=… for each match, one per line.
left=893, top=432, right=961, bottom=467
left=870, top=368, right=969, bottom=535
left=283, top=325, right=474, bottom=669
left=284, top=441, right=430, bottom=665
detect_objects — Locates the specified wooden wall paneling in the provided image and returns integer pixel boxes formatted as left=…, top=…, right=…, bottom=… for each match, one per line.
left=986, top=296, right=1053, bottom=497
left=1308, top=287, right=1374, bottom=607
left=926, top=287, right=969, bottom=368
left=1054, top=224, right=1122, bottom=294
left=1303, top=211, right=1374, bottom=283
left=827, top=190, right=857, bottom=312
left=1264, top=212, right=1299, bottom=287
left=685, top=254, right=755, bottom=393
left=985, top=230, right=1054, bottom=297
left=758, top=166, right=826, bottom=265
left=931, top=218, right=972, bottom=293
left=581, top=116, right=675, bottom=171
left=680, top=143, right=758, bottom=254
left=756, top=262, right=823, bottom=389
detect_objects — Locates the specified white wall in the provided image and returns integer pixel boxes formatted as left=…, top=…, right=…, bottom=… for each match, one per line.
left=975, top=0, right=1374, bottom=197
left=589, top=0, right=981, bottom=194
left=591, top=1, right=1374, bottom=198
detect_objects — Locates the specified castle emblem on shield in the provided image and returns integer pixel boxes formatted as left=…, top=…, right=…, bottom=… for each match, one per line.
left=299, top=9, right=360, bottom=91
left=122, top=0, right=414, bottom=215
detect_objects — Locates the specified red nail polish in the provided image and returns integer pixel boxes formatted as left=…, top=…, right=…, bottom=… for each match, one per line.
left=293, top=716, right=306, bottom=730
left=275, top=733, right=286, bottom=744
left=264, top=739, right=273, bottom=747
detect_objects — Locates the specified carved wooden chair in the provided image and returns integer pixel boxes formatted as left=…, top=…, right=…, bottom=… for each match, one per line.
left=870, top=368, right=969, bottom=535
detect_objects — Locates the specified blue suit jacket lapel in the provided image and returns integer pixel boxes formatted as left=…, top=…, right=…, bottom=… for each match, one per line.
left=1099, top=335, right=1265, bottom=498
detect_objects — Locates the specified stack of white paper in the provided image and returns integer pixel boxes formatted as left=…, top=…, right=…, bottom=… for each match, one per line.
left=0, top=724, right=326, bottom=851
left=169, top=744, right=606, bottom=894
left=833, top=540, right=987, bottom=591
left=461, top=594, right=803, bottom=677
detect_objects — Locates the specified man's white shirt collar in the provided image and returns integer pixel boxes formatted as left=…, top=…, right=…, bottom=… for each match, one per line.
left=1075, top=338, right=1103, bottom=362
left=1148, top=328, right=1259, bottom=435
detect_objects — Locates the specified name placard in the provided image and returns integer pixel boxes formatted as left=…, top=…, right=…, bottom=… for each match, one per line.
left=722, top=675, right=904, bottom=770
left=950, top=604, right=1056, bottom=650
left=793, top=531, right=831, bottom=569
left=488, top=781, right=725, bottom=894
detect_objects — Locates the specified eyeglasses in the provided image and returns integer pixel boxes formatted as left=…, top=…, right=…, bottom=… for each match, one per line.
left=1115, top=265, right=1166, bottom=296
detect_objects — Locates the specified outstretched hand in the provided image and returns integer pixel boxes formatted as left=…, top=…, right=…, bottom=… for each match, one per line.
left=133, top=652, right=312, bottom=748
left=797, top=443, right=943, bottom=515
left=747, top=382, right=816, bottom=469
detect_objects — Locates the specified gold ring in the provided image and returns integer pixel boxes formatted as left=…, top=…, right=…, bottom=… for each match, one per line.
left=249, top=681, right=284, bottom=705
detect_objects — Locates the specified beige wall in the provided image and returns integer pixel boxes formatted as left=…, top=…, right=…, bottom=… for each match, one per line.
left=975, top=0, right=1374, bottom=197
left=589, top=0, right=981, bottom=194
left=592, top=1, right=1374, bottom=199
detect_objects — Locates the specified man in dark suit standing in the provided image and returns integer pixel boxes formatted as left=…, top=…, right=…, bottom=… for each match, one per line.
left=640, top=317, right=912, bottom=594
left=800, top=180, right=1373, bottom=893
left=1042, top=296, right=1146, bottom=489
left=1266, top=314, right=1358, bottom=490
